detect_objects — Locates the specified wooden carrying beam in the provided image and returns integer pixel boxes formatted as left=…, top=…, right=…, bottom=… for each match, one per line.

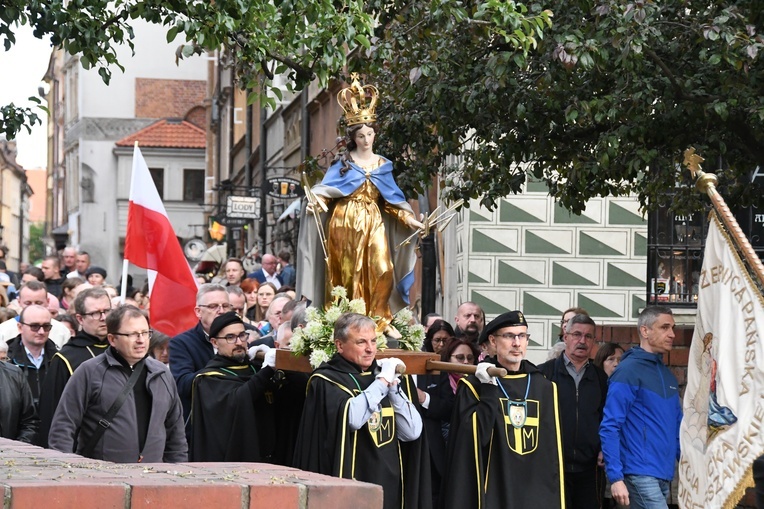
left=274, top=349, right=507, bottom=377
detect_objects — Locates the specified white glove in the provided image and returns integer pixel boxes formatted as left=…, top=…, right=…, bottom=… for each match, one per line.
left=475, top=363, right=497, bottom=385
left=248, top=344, right=270, bottom=361
left=376, top=357, right=405, bottom=383
left=263, top=347, right=277, bottom=368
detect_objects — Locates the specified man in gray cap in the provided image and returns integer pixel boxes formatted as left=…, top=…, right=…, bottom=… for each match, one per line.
left=441, top=310, right=565, bottom=509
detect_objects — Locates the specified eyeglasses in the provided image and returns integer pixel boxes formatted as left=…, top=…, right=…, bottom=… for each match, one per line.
left=198, top=303, right=232, bottom=312
left=493, top=332, right=530, bottom=341
left=112, top=330, right=153, bottom=340
left=451, top=354, right=475, bottom=362
left=431, top=337, right=452, bottom=344
left=215, top=331, right=249, bottom=343
left=567, top=331, right=595, bottom=341
left=80, top=309, right=111, bottom=319
left=21, top=322, right=52, bottom=332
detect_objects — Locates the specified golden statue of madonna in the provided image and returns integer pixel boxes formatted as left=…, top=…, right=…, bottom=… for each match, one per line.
left=296, top=74, right=423, bottom=332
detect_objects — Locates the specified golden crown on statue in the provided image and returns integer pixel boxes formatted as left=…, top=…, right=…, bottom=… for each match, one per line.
left=337, top=73, right=378, bottom=126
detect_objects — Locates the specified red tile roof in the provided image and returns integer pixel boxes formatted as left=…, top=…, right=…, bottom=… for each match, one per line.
left=115, top=119, right=206, bottom=149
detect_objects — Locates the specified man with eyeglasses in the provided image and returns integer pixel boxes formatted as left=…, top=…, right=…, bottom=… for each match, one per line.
left=0, top=280, right=71, bottom=348
left=248, top=253, right=282, bottom=289
left=441, top=310, right=565, bottom=509
left=37, top=287, right=112, bottom=447
left=170, top=283, right=231, bottom=439
left=49, top=305, right=187, bottom=463
left=539, top=313, right=608, bottom=509
left=6, top=304, right=59, bottom=408
left=190, top=311, right=283, bottom=462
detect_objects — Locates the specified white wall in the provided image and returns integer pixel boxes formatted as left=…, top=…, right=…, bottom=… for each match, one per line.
left=79, top=20, right=207, bottom=119
left=78, top=139, right=120, bottom=277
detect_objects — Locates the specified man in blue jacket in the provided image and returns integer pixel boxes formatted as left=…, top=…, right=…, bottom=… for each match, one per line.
left=600, top=306, right=682, bottom=509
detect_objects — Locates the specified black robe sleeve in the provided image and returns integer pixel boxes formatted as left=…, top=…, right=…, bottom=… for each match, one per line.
left=190, top=366, right=277, bottom=462
left=292, top=371, right=353, bottom=476
left=37, top=352, right=72, bottom=447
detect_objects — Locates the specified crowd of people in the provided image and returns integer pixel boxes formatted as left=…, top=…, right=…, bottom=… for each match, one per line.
left=0, top=243, right=686, bottom=509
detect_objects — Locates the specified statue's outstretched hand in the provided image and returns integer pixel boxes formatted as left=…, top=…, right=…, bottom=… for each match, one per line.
left=306, top=196, right=328, bottom=216
left=405, top=215, right=424, bottom=231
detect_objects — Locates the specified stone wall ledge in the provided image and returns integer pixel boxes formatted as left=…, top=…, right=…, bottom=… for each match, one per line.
left=0, top=438, right=383, bottom=509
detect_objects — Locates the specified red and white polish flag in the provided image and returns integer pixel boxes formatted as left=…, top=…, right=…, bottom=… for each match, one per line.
left=124, top=144, right=199, bottom=337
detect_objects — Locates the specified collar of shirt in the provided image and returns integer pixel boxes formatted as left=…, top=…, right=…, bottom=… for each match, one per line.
left=562, top=352, right=589, bottom=389
left=562, top=352, right=589, bottom=373
left=24, top=344, right=44, bottom=369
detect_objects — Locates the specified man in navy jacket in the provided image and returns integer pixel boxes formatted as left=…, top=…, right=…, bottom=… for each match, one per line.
left=169, top=284, right=231, bottom=440
left=538, top=313, right=608, bottom=509
left=600, top=306, right=682, bottom=509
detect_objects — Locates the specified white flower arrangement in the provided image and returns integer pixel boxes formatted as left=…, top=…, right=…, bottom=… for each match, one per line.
left=291, top=285, right=420, bottom=368
left=391, top=308, right=425, bottom=352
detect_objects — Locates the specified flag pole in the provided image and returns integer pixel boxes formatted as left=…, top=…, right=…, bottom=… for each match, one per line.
left=120, top=141, right=139, bottom=305
left=683, top=147, right=764, bottom=289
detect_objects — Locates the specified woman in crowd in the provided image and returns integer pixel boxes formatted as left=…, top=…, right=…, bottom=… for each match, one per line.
left=417, top=337, right=479, bottom=507
left=85, top=266, right=107, bottom=286
left=149, top=331, right=171, bottom=366
left=240, top=278, right=260, bottom=321
left=59, top=277, right=84, bottom=312
left=422, top=319, right=455, bottom=356
left=59, top=314, right=79, bottom=337
left=594, top=342, right=624, bottom=377
left=594, top=341, right=626, bottom=508
left=253, top=282, right=276, bottom=322
left=444, top=338, right=479, bottom=368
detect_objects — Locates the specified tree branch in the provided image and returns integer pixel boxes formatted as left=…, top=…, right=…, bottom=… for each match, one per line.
left=265, top=50, right=314, bottom=82
left=644, top=46, right=714, bottom=104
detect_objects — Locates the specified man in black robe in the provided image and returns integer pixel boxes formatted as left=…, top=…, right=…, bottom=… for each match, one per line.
left=441, top=310, right=565, bottom=509
left=293, top=312, right=431, bottom=509
left=37, top=287, right=112, bottom=447
left=191, top=311, right=283, bottom=462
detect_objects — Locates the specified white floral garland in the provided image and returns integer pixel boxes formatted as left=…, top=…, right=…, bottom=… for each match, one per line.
left=290, top=286, right=425, bottom=368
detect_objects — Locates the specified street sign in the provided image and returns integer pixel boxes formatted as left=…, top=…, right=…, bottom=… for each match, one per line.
left=220, top=216, right=249, bottom=227
left=226, top=196, right=261, bottom=219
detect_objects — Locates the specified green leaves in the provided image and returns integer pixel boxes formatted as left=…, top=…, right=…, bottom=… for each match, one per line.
left=352, top=0, right=764, bottom=215
left=1, top=0, right=377, bottom=138
left=0, top=102, right=43, bottom=139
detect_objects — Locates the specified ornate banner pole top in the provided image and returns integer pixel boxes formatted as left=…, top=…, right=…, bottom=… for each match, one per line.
left=684, top=147, right=764, bottom=288
left=683, top=147, right=718, bottom=195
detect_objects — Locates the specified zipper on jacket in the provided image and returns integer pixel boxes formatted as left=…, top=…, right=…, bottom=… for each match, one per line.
left=573, top=385, right=579, bottom=464
left=656, top=359, right=667, bottom=398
